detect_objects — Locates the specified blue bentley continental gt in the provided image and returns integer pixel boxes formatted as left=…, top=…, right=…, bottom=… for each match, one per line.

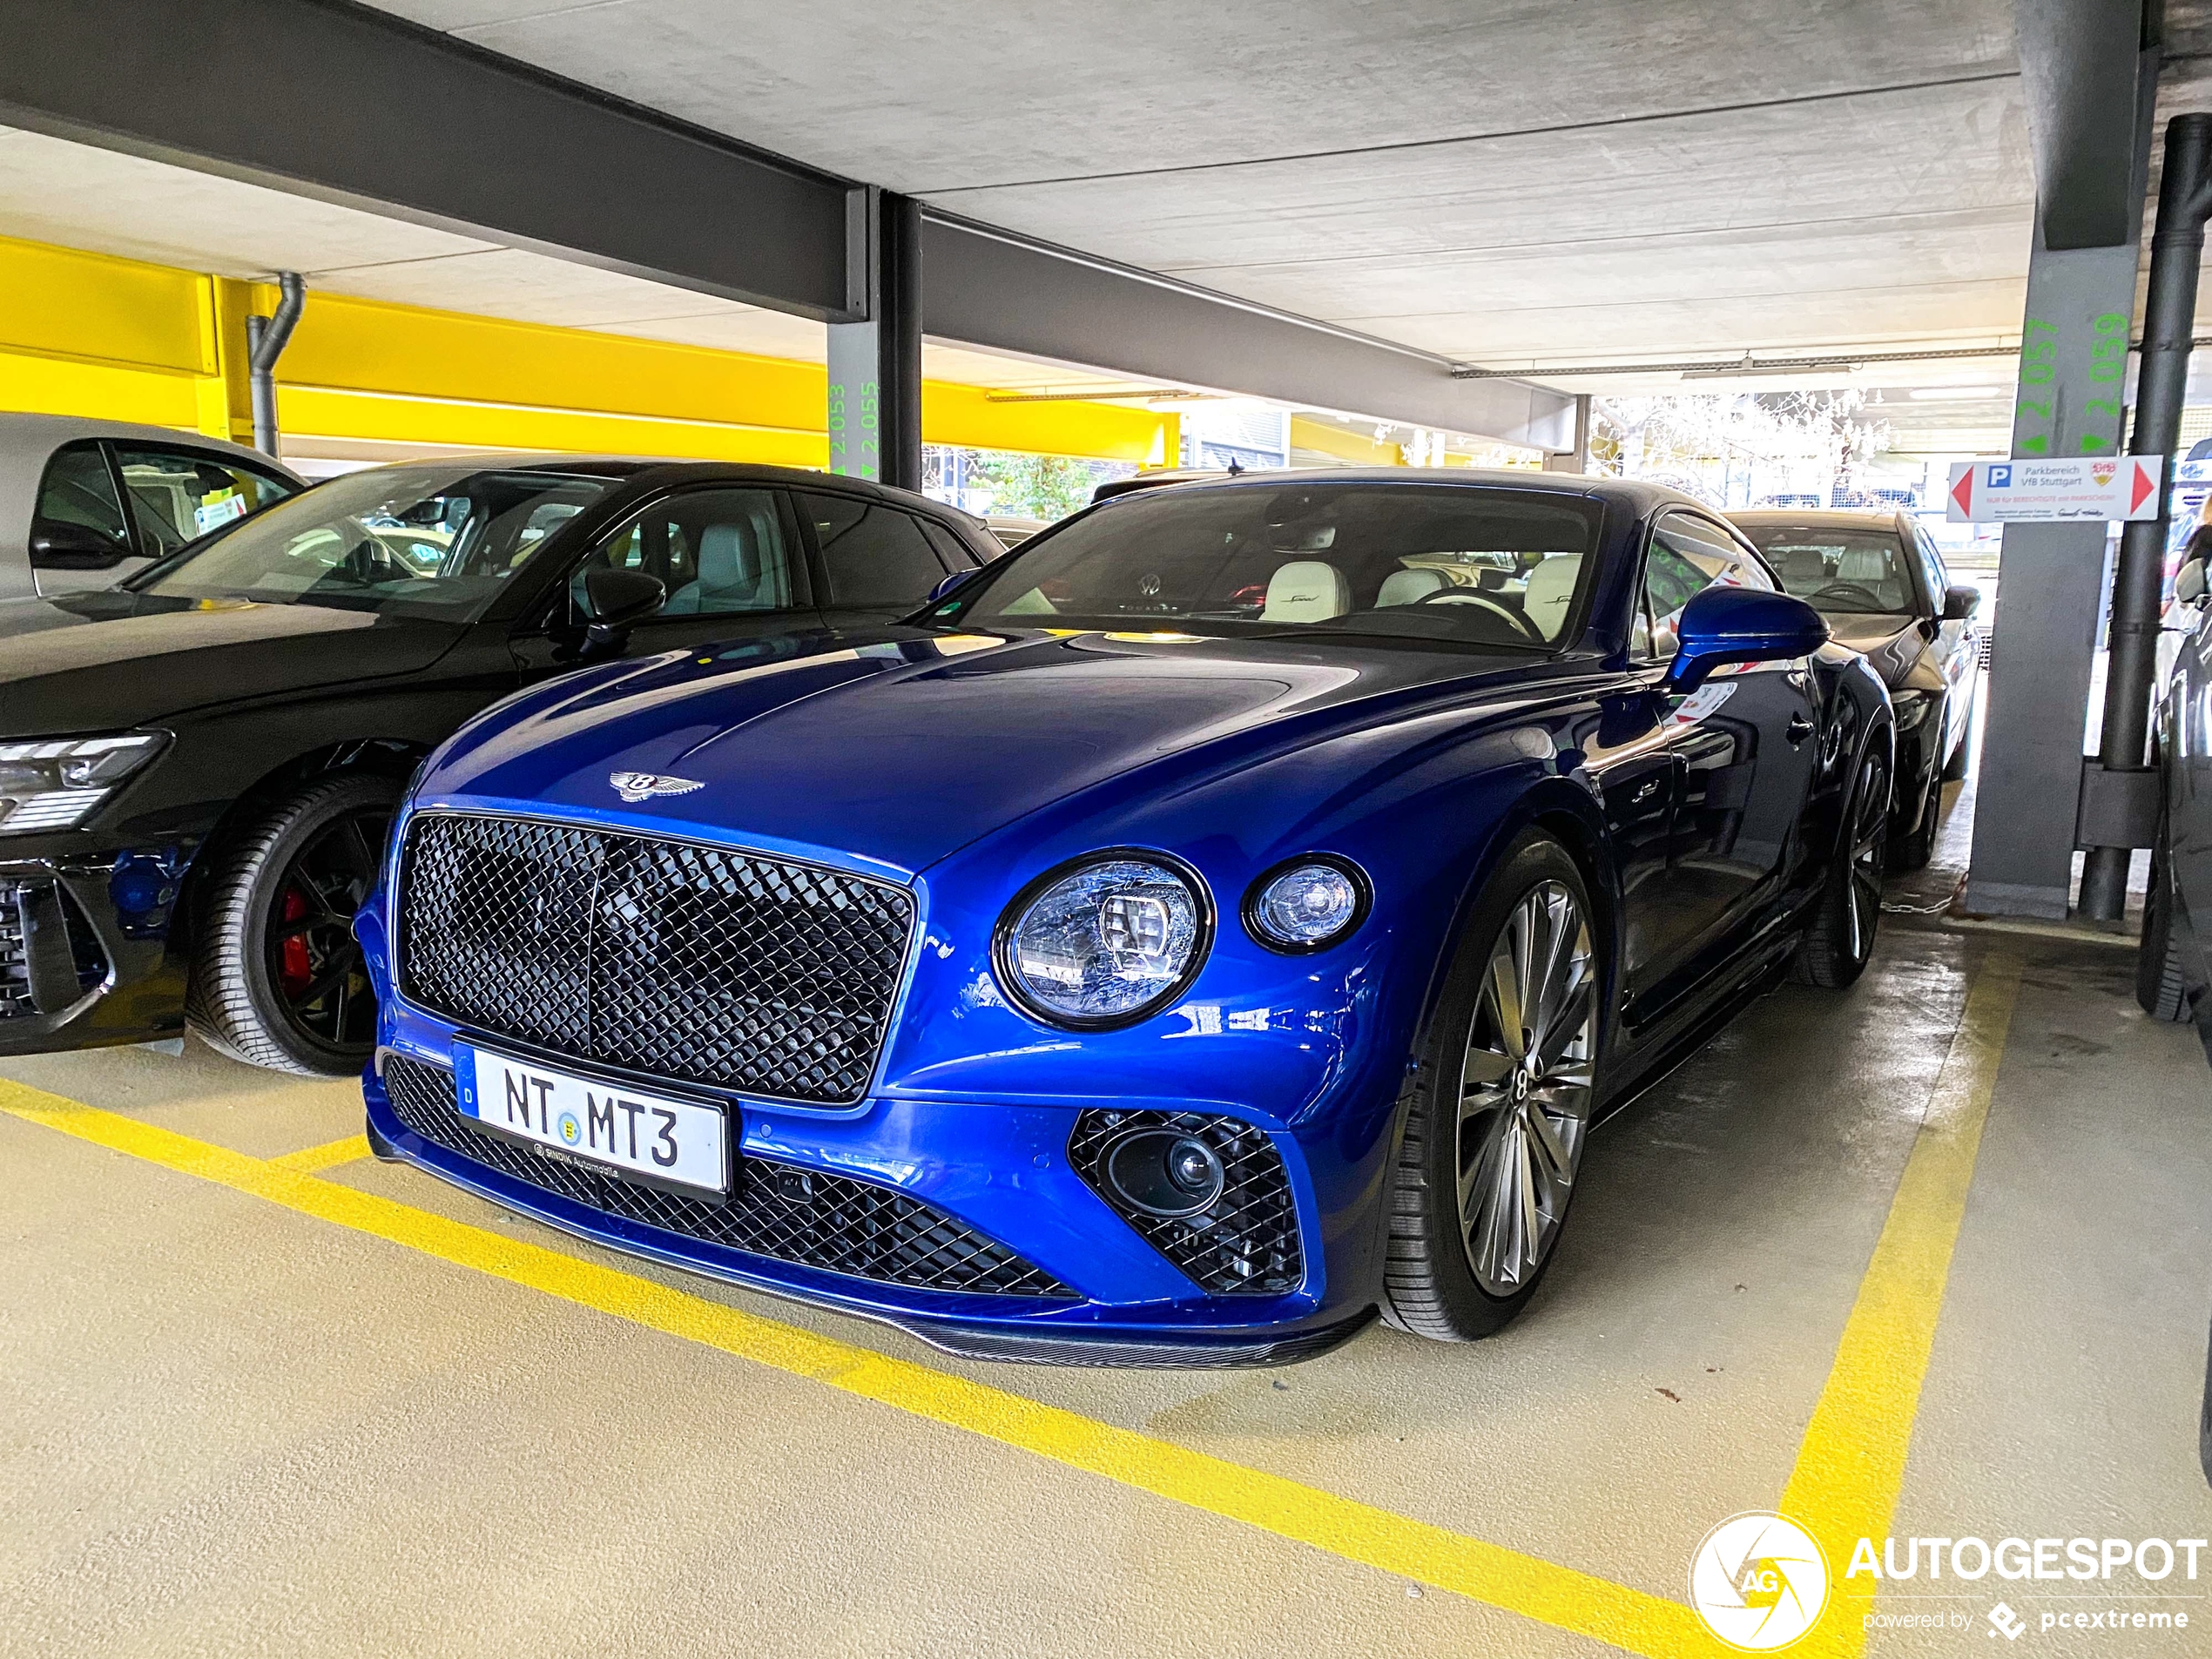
left=357, top=472, right=1892, bottom=1364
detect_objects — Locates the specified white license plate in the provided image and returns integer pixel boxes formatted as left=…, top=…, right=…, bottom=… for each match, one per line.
left=455, top=1045, right=731, bottom=1195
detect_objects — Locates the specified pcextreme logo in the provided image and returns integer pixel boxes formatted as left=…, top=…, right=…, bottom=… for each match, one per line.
left=1689, top=1512, right=1831, bottom=1651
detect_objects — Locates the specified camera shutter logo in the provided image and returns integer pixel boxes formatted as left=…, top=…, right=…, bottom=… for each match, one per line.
left=1689, top=1512, right=1830, bottom=1650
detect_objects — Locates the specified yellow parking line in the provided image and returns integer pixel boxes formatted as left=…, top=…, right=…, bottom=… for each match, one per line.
left=267, top=1132, right=372, bottom=1174
left=0, top=1078, right=1728, bottom=1659
left=1780, top=951, right=2024, bottom=1657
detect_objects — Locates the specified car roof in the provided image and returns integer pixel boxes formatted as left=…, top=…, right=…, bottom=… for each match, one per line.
left=1091, top=465, right=1709, bottom=516
left=1729, top=508, right=1909, bottom=530
left=0, top=412, right=307, bottom=482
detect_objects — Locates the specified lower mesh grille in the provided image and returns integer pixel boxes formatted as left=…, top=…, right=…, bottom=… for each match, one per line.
left=1068, top=1109, right=1302, bottom=1294
left=0, top=881, right=106, bottom=1019
left=382, top=1055, right=1073, bottom=1299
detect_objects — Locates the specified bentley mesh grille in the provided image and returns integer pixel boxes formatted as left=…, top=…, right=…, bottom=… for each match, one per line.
left=1067, top=1109, right=1303, bottom=1294
left=381, top=1056, right=1073, bottom=1298
left=397, top=812, right=914, bottom=1105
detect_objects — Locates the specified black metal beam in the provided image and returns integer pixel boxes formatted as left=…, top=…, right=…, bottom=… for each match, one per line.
left=0, top=0, right=857, bottom=318
left=921, top=216, right=1577, bottom=454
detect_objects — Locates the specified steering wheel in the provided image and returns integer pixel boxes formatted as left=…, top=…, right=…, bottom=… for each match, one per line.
left=1415, top=587, right=1545, bottom=642
left=1810, top=581, right=1888, bottom=609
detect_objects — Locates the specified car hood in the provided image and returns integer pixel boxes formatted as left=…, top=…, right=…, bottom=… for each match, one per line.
left=0, top=591, right=465, bottom=732
left=424, top=628, right=1565, bottom=876
left=1819, top=611, right=1920, bottom=683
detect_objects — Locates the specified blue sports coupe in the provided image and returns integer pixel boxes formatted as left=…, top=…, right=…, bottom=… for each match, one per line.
left=357, top=471, right=1892, bottom=1364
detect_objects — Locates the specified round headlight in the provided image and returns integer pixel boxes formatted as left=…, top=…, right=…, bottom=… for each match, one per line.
left=1244, top=856, right=1370, bottom=953
left=996, top=853, right=1211, bottom=1028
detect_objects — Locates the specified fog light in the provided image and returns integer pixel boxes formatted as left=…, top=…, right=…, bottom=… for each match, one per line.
left=1103, top=1129, right=1224, bottom=1218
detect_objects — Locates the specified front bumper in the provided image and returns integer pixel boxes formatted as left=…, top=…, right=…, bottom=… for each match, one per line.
left=364, top=1021, right=1374, bottom=1366
left=0, top=841, right=196, bottom=1055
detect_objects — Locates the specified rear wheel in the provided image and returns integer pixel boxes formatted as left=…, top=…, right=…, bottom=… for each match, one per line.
left=2139, top=808, right=2194, bottom=1022
left=1941, top=685, right=1978, bottom=783
left=1381, top=833, right=1599, bottom=1341
left=1793, top=739, right=1890, bottom=990
left=1888, top=749, right=1941, bottom=873
left=186, top=774, right=399, bottom=1075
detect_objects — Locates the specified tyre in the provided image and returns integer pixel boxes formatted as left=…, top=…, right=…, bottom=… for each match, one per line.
left=1381, top=831, right=1599, bottom=1341
left=1941, top=684, right=1978, bottom=783
left=185, top=773, right=400, bottom=1075
left=1792, top=738, right=1890, bottom=990
left=1887, top=748, right=1941, bottom=873
left=2138, top=808, right=2194, bottom=1022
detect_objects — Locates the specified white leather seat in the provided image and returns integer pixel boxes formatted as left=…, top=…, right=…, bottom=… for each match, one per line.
left=1520, top=553, right=1582, bottom=641
left=1374, top=567, right=1447, bottom=607
left=1261, top=560, right=1351, bottom=622
left=667, top=516, right=785, bottom=614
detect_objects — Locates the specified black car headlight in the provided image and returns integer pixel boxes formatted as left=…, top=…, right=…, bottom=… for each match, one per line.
left=0, top=732, right=166, bottom=835
left=995, top=852, right=1212, bottom=1028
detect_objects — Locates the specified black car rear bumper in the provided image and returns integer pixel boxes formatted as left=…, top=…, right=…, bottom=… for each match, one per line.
left=0, top=843, right=196, bottom=1055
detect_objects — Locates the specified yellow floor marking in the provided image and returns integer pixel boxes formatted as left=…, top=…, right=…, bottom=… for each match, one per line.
left=1780, top=952, right=2024, bottom=1658
left=266, top=1133, right=371, bottom=1174
left=0, top=1078, right=1729, bottom=1659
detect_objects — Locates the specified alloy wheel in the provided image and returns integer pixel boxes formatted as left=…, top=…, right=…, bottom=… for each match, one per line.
left=265, top=806, right=387, bottom=1051
left=1844, top=753, right=1890, bottom=964
left=1456, top=880, right=1596, bottom=1295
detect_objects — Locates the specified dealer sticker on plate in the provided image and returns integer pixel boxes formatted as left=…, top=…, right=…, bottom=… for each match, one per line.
left=455, top=1045, right=730, bottom=1195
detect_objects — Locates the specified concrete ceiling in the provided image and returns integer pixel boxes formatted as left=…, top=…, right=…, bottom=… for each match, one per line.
left=0, top=125, right=1144, bottom=397
left=368, top=0, right=2032, bottom=374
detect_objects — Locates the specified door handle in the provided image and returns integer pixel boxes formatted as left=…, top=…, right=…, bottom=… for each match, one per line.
left=1786, top=714, right=1814, bottom=744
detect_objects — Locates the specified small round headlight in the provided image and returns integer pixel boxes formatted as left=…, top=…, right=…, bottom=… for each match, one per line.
left=1244, top=856, right=1370, bottom=953
left=1103, top=1129, right=1224, bottom=1217
left=996, top=853, right=1211, bottom=1028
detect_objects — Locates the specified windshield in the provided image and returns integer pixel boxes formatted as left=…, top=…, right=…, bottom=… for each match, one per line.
left=123, top=465, right=615, bottom=620
left=939, top=482, right=1603, bottom=650
left=1733, top=523, right=1915, bottom=615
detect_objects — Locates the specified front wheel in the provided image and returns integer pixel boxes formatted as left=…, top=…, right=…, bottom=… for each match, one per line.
left=186, top=774, right=400, bottom=1075
left=1381, top=832, right=1600, bottom=1341
left=1887, top=747, right=1941, bottom=873
left=1793, top=738, right=1890, bottom=990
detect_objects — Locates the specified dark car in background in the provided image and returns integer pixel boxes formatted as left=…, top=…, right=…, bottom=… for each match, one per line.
left=1730, top=508, right=1983, bottom=870
left=0, top=455, right=995, bottom=1076
left=1, top=413, right=306, bottom=601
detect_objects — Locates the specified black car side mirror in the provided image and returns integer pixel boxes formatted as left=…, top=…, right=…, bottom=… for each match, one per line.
left=28, top=520, right=131, bottom=570
left=577, top=566, right=666, bottom=656
left=1941, top=583, right=1980, bottom=622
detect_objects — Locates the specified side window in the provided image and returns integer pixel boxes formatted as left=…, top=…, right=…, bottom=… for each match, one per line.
left=30, top=443, right=131, bottom=560
left=801, top=492, right=952, bottom=607
left=570, top=489, right=804, bottom=620
left=919, top=516, right=981, bottom=572
left=1640, top=512, right=1772, bottom=659
left=110, top=446, right=298, bottom=556
left=1912, top=525, right=1950, bottom=604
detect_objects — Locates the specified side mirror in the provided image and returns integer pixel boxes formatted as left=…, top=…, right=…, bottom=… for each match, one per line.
left=1661, top=585, right=1830, bottom=695
left=577, top=566, right=665, bottom=656
left=2177, top=558, right=2209, bottom=605
left=1941, top=583, right=1981, bottom=622
left=28, top=521, right=130, bottom=570
left=927, top=569, right=975, bottom=604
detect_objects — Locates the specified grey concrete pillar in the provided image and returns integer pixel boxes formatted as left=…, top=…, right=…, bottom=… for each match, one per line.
left=1964, top=231, right=2141, bottom=919
left=827, top=187, right=922, bottom=489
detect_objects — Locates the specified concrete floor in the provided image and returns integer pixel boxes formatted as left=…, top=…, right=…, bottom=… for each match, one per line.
left=4, top=781, right=2211, bottom=1658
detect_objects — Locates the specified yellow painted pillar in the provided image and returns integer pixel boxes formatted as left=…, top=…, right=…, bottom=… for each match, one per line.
left=193, top=276, right=257, bottom=444
left=1144, top=410, right=1182, bottom=469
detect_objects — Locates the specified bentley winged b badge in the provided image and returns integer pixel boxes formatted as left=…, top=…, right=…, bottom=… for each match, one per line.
left=609, top=771, right=705, bottom=804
